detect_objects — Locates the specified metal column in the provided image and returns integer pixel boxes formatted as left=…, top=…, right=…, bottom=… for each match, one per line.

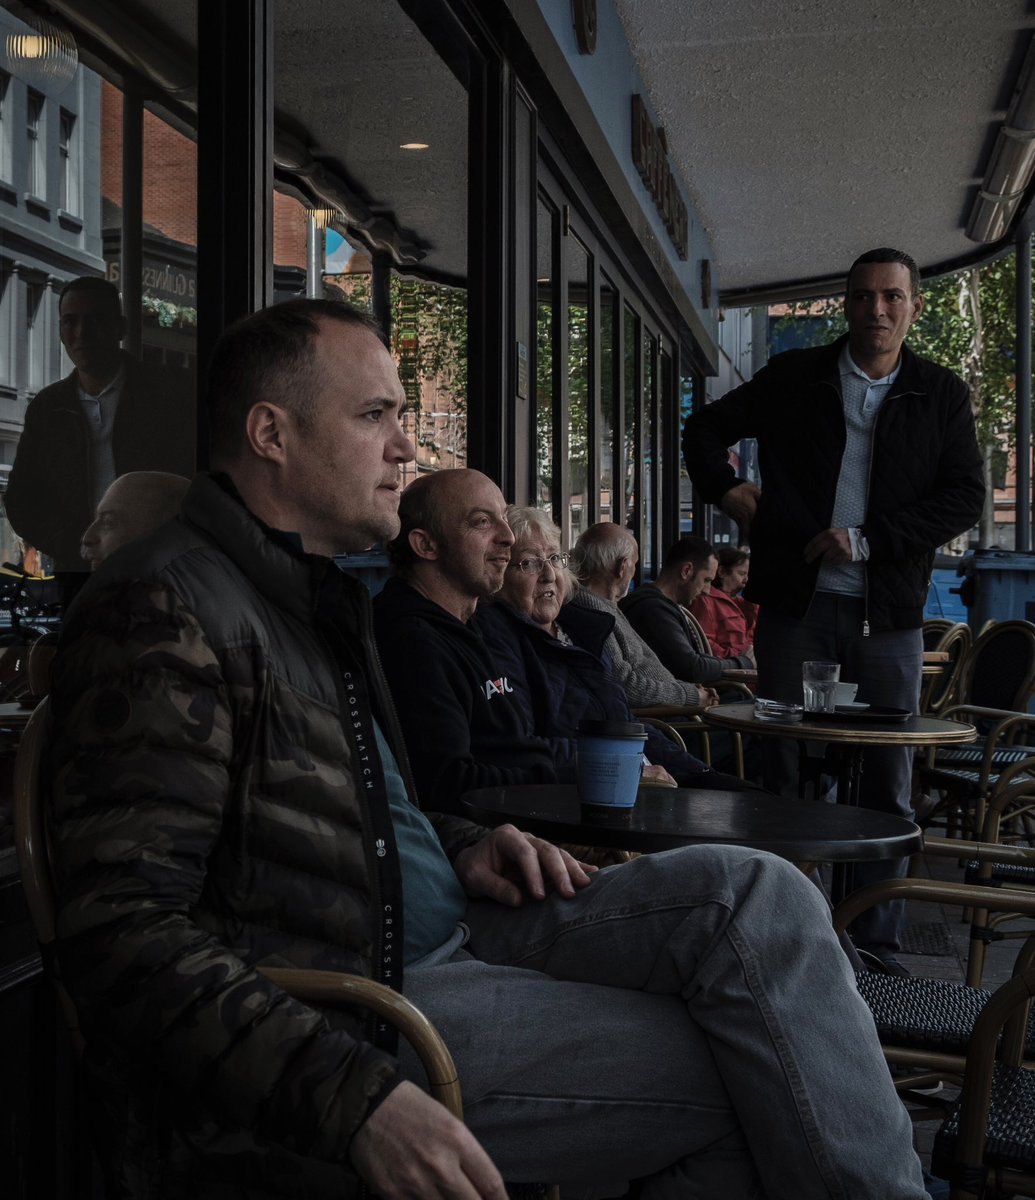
left=121, top=87, right=143, bottom=357
left=306, top=216, right=322, bottom=299
left=197, top=0, right=274, bottom=467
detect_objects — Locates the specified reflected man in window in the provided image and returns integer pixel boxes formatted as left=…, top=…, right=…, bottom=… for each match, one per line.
left=5, top=276, right=194, bottom=608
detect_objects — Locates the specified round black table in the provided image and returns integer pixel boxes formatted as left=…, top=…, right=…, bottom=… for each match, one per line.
left=701, top=702, right=976, bottom=808
left=460, top=784, right=923, bottom=865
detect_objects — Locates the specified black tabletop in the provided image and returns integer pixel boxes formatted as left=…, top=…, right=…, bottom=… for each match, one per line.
left=461, top=784, right=923, bottom=863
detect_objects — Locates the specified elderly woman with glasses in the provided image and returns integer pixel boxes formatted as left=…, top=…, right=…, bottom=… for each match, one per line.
left=475, top=506, right=754, bottom=792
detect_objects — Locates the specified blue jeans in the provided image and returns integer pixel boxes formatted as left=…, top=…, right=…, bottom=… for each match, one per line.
left=755, top=593, right=923, bottom=951
left=400, top=847, right=929, bottom=1198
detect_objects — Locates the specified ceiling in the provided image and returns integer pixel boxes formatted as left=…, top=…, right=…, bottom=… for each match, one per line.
left=273, top=0, right=468, bottom=279
left=613, top=0, right=1035, bottom=303
left=28, top=0, right=1035, bottom=306
left=38, top=0, right=469, bottom=279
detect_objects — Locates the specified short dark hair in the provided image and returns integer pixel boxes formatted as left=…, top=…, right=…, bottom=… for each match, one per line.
left=847, top=248, right=920, bottom=297
left=59, top=275, right=122, bottom=317
left=205, top=298, right=384, bottom=464
left=387, top=473, right=447, bottom=572
left=717, top=547, right=749, bottom=573
left=661, top=535, right=716, bottom=572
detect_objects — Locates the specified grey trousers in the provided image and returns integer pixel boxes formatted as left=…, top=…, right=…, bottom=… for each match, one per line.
left=399, top=847, right=929, bottom=1199
left=754, top=593, right=923, bottom=952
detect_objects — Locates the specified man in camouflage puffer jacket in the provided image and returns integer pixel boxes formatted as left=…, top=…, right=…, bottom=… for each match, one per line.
left=47, top=300, right=935, bottom=1200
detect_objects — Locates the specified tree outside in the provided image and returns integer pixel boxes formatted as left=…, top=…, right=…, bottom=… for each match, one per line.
left=330, top=272, right=468, bottom=475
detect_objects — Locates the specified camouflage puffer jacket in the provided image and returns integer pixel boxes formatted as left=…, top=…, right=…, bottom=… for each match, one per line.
left=47, top=473, right=485, bottom=1199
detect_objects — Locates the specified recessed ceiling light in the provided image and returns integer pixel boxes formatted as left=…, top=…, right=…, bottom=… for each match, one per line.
left=400, top=142, right=429, bottom=151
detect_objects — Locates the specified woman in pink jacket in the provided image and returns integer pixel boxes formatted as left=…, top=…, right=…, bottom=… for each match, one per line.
left=690, top=547, right=758, bottom=660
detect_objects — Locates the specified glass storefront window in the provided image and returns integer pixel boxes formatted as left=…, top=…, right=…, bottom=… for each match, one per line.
left=623, top=304, right=639, bottom=533
left=599, top=275, right=616, bottom=523
left=536, top=196, right=556, bottom=514
left=137, top=97, right=199, bottom=384
left=0, top=3, right=201, bottom=859
left=274, top=0, right=469, bottom=497
left=643, top=328, right=657, bottom=560
left=566, top=232, right=590, bottom=540
left=391, top=275, right=468, bottom=488
left=1, top=8, right=198, bottom=618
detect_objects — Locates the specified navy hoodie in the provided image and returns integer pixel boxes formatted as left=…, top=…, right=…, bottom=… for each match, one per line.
left=372, top=577, right=566, bottom=814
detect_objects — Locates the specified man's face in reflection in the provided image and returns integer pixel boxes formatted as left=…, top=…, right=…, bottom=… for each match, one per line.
left=81, top=473, right=189, bottom=569
left=59, top=287, right=125, bottom=383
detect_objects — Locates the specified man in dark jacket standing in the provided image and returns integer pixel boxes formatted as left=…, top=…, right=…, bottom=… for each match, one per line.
left=682, top=247, right=985, bottom=964
left=5, top=276, right=194, bottom=607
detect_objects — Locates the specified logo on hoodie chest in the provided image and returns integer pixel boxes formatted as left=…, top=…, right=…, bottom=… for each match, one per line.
left=483, top=677, right=514, bottom=700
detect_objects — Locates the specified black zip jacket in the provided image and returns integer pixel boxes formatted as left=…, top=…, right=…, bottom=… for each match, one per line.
left=681, top=335, right=985, bottom=632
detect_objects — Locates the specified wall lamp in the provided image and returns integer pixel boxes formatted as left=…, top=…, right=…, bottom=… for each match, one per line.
left=968, top=35, right=1035, bottom=243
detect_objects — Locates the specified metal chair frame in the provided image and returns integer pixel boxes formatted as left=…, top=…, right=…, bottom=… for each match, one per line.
left=920, top=621, right=972, bottom=716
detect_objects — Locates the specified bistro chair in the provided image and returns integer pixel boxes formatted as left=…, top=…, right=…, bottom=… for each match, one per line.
left=635, top=612, right=754, bottom=777
left=12, top=699, right=572, bottom=1187
left=917, top=620, right=1035, bottom=837
left=931, top=963, right=1035, bottom=1198
left=924, top=618, right=956, bottom=642
left=681, top=605, right=756, bottom=690
left=940, top=759, right=1035, bottom=989
left=25, top=631, right=59, bottom=701
left=833, top=873, right=1035, bottom=1119
left=919, top=622, right=972, bottom=716
left=634, top=704, right=746, bottom=778
left=952, top=620, right=1035, bottom=715
left=14, top=699, right=461, bottom=1101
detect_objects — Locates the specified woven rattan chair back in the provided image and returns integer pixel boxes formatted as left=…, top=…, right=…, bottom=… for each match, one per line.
left=924, top=618, right=954, bottom=649
left=920, top=622, right=973, bottom=715
left=957, top=620, right=1035, bottom=715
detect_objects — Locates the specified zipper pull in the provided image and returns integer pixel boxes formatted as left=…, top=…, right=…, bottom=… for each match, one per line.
left=862, top=619, right=870, bottom=637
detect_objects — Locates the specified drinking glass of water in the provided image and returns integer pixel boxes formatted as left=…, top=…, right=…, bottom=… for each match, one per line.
left=802, top=661, right=840, bottom=712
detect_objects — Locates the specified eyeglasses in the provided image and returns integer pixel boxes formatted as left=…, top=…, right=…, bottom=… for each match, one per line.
left=510, top=552, right=568, bottom=575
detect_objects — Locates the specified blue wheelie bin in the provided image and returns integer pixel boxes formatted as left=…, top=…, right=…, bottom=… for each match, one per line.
left=957, top=548, right=1035, bottom=632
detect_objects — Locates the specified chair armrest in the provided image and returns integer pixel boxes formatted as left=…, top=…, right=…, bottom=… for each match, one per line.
left=922, top=836, right=1035, bottom=869
left=632, top=705, right=706, bottom=721
left=637, top=716, right=688, bottom=753
left=832, top=878, right=1035, bottom=935
left=718, top=682, right=755, bottom=700
left=259, top=967, right=462, bottom=1117
left=939, top=705, right=1025, bottom=723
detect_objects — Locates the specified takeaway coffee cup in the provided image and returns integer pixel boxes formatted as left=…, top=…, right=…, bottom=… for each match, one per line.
left=576, top=719, right=648, bottom=812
